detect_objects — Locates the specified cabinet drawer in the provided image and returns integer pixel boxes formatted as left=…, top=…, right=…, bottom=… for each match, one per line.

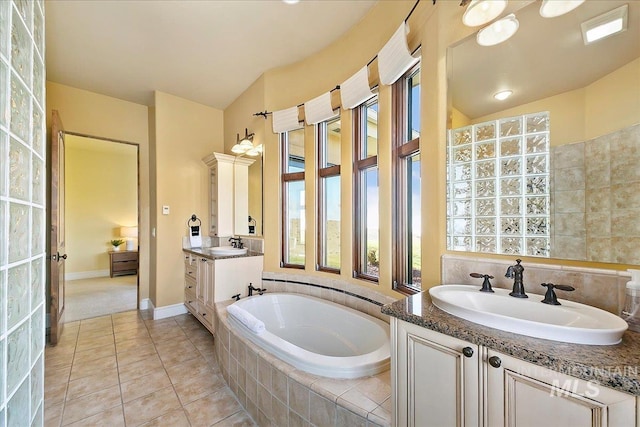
left=112, top=260, right=138, bottom=272
left=185, top=277, right=196, bottom=293
left=185, top=264, right=198, bottom=280
left=112, top=252, right=138, bottom=262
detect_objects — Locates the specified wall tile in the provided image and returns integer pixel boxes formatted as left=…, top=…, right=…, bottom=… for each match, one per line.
left=7, top=374, right=29, bottom=427
left=6, top=320, right=29, bottom=395
left=29, top=258, right=41, bottom=310
left=10, top=8, right=30, bottom=88
left=8, top=202, right=28, bottom=263
left=30, top=307, right=43, bottom=363
left=9, top=73, right=29, bottom=144
left=0, top=62, right=7, bottom=127
left=8, top=137, right=28, bottom=201
left=31, top=153, right=42, bottom=205
left=30, top=355, right=43, bottom=416
left=0, top=1, right=9, bottom=58
left=7, top=263, right=28, bottom=328
left=30, top=207, right=42, bottom=255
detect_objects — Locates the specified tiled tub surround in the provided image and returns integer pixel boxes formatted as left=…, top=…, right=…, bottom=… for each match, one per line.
left=442, top=254, right=633, bottom=315
left=551, top=123, right=640, bottom=264
left=214, top=273, right=398, bottom=426
left=382, top=291, right=640, bottom=396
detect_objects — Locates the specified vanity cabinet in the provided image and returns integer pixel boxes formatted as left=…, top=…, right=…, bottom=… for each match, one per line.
left=391, top=318, right=636, bottom=427
left=202, top=152, right=254, bottom=237
left=183, top=250, right=263, bottom=335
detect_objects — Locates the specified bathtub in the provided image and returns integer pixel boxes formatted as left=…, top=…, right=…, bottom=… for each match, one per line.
left=226, top=293, right=390, bottom=379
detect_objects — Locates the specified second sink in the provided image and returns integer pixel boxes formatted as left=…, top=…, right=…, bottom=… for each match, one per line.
left=429, top=285, right=628, bottom=345
left=206, top=246, right=248, bottom=256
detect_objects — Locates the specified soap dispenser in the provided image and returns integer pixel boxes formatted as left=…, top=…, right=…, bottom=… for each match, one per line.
left=621, top=269, right=640, bottom=332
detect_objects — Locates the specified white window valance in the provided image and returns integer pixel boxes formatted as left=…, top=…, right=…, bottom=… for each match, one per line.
left=340, top=66, right=374, bottom=110
left=272, top=106, right=301, bottom=134
left=304, top=92, right=335, bottom=125
left=378, top=22, right=419, bottom=86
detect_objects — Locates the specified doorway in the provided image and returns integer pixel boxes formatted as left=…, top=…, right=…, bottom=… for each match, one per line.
left=63, top=133, right=139, bottom=322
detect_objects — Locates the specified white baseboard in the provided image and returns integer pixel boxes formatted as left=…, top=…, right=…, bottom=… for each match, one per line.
left=65, top=270, right=110, bottom=281
left=153, top=302, right=187, bottom=320
left=140, top=298, right=151, bottom=310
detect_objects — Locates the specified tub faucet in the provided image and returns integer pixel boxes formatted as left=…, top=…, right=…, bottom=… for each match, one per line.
left=229, top=236, right=244, bottom=249
left=505, top=259, right=528, bottom=298
left=248, top=283, right=267, bottom=296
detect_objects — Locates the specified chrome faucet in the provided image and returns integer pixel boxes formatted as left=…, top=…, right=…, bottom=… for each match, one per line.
left=505, top=259, right=528, bottom=298
left=248, top=283, right=266, bottom=296
left=228, top=236, right=244, bottom=249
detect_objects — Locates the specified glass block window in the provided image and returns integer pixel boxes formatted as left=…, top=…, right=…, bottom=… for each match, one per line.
left=447, top=112, right=550, bottom=257
left=0, top=0, right=46, bottom=424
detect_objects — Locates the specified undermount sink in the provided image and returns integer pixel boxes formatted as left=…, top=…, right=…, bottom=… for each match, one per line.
left=206, top=246, right=248, bottom=256
left=429, top=285, right=628, bottom=345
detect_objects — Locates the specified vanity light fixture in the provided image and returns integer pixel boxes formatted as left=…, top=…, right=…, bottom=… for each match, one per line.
left=231, top=128, right=256, bottom=155
left=494, top=89, right=513, bottom=100
left=581, top=4, right=628, bottom=45
left=477, top=13, right=519, bottom=46
left=462, top=0, right=507, bottom=27
left=539, top=0, right=585, bottom=18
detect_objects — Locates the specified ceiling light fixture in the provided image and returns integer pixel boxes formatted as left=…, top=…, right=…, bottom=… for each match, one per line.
left=581, top=4, right=628, bottom=45
left=462, top=0, right=507, bottom=27
left=539, top=0, right=585, bottom=18
left=282, top=0, right=300, bottom=4
left=493, top=90, right=513, bottom=100
left=477, top=13, right=519, bottom=46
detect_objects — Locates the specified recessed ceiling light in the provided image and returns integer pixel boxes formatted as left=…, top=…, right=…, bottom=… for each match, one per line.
left=283, top=0, right=300, bottom=4
left=477, top=14, right=519, bottom=47
left=581, top=4, right=628, bottom=45
left=539, top=0, right=585, bottom=18
left=462, top=0, right=507, bottom=27
left=494, top=90, right=513, bottom=101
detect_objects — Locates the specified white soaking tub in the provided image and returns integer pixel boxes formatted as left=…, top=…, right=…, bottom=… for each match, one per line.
left=226, top=293, right=390, bottom=379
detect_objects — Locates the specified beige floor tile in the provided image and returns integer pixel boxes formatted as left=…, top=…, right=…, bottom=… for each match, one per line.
left=115, top=343, right=157, bottom=367
left=115, top=336, right=154, bottom=353
left=117, top=353, right=164, bottom=383
left=184, top=387, right=242, bottom=427
left=44, top=402, right=64, bottom=427
left=123, top=386, right=182, bottom=426
left=78, top=317, right=113, bottom=332
left=45, top=344, right=76, bottom=359
left=77, top=327, right=114, bottom=341
left=157, top=344, right=200, bottom=367
left=45, top=352, right=75, bottom=370
left=45, top=365, right=72, bottom=388
left=139, top=408, right=191, bottom=427
left=74, top=334, right=114, bottom=352
left=66, top=367, right=119, bottom=401
left=70, top=354, right=117, bottom=381
left=61, top=384, right=121, bottom=425
left=173, top=371, right=226, bottom=405
left=64, top=405, right=125, bottom=427
left=212, top=410, right=257, bottom=426
left=73, top=343, right=116, bottom=364
left=113, top=319, right=146, bottom=333
left=120, top=370, right=172, bottom=403
left=45, top=382, right=68, bottom=409
left=165, top=355, right=215, bottom=384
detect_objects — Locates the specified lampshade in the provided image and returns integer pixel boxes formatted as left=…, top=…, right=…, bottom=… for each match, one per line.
left=463, top=0, right=507, bottom=27
left=477, top=14, right=519, bottom=46
left=540, top=0, right=584, bottom=18
left=120, top=226, right=138, bottom=238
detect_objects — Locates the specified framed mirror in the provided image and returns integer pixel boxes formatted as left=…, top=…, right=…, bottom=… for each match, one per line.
left=446, top=0, right=640, bottom=264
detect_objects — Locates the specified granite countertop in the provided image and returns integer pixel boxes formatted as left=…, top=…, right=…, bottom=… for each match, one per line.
left=382, top=291, right=640, bottom=396
left=183, top=247, right=263, bottom=260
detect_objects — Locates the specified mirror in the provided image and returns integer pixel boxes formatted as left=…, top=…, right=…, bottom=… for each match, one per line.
left=247, top=158, right=263, bottom=236
left=447, top=0, right=640, bottom=264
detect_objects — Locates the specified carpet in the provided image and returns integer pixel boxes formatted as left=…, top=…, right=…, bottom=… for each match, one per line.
left=65, top=275, right=138, bottom=322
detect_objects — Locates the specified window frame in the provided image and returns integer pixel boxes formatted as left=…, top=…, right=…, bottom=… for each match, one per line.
left=353, top=95, right=379, bottom=283
left=280, top=130, right=305, bottom=269
left=393, top=63, right=421, bottom=294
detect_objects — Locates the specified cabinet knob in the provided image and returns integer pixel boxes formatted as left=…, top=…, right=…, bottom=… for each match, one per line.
left=187, top=285, right=193, bottom=289
left=462, top=347, right=474, bottom=358
left=488, top=356, right=502, bottom=368
left=202, top=312, right=207, bottom=316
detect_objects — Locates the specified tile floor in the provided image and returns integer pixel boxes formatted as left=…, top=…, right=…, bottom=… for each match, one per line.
left=44, top=310, right=256, bottom=426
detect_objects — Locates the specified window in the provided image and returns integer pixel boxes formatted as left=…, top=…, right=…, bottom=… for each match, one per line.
left=354, top=96, right=379, bottom=281
left=317, top=116, right=341, bottom=272
left=281, top=128, right=306, bottom=268
left=393, top=65, right=421, bottom=293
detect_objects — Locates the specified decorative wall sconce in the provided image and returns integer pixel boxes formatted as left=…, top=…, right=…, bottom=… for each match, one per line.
left=231, top=128, right=263, bottom=157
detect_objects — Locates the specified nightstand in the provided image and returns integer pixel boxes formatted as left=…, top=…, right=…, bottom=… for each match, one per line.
left=109, top=250, right=138, bottom=278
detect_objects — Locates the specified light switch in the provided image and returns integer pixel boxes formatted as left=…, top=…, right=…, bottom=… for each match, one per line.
left=162, top=205, right=170, bottom=215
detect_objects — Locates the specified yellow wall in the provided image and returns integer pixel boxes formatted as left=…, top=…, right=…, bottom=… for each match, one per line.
left=46, top=82, right=151, bottom=302
left=65, top=135, right=137, bottom=274
left=152, top=91, right=224, bottom=308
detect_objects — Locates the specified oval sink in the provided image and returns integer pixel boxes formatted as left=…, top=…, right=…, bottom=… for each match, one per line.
left=206, top=246, right=248, bottom=256
left=429, top=285, right=628, bottom=345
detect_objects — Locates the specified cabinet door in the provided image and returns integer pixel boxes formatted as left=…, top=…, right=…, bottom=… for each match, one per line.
left=486, top=350, right=636, bottom=427
left=197, top=258, right=208, bottom=303
left=393, top=319, right=481, bottom=427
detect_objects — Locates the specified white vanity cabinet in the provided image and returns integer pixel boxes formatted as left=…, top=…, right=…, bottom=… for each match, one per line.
left=202, top=152, right=254, bottom=237
left=391, top=318, right=637, bottom=427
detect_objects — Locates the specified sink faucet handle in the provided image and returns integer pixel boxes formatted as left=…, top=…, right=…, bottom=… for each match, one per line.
left=541, top=283, right=575, bottom=305
left=470, top=273, right=495, bottom=293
